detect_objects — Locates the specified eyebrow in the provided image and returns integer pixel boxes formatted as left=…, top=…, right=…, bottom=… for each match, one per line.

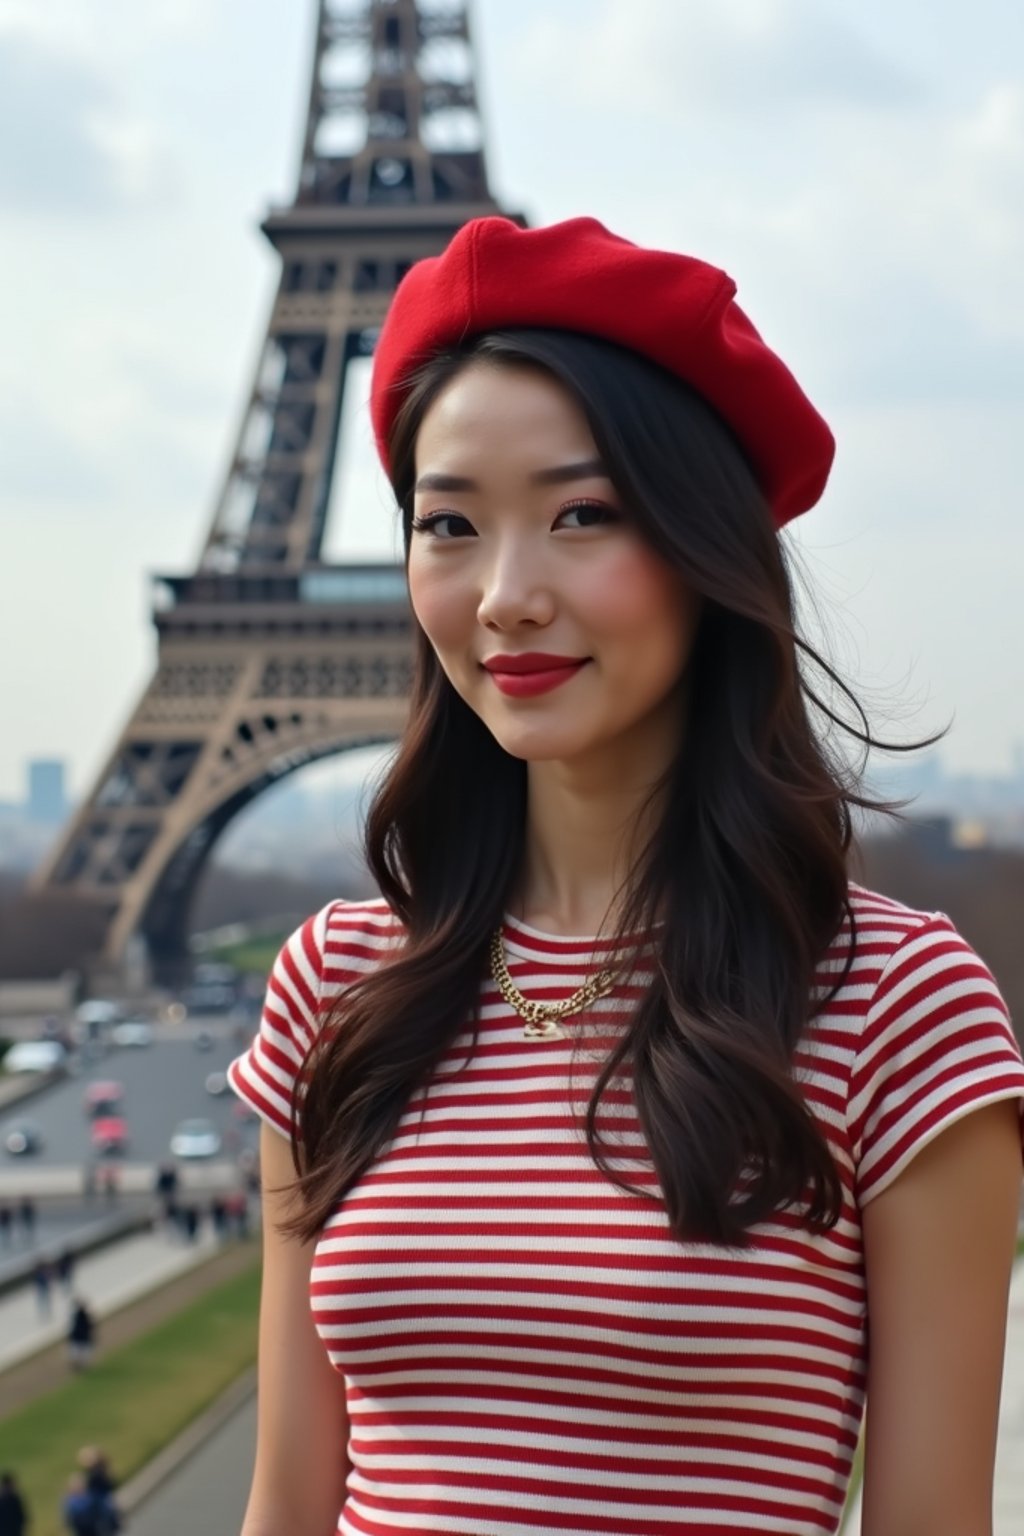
left=414, top=458, right=610, bottom=493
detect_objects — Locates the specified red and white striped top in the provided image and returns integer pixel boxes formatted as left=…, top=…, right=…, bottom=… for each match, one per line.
left=229, top=882, right=1024, bottom=1536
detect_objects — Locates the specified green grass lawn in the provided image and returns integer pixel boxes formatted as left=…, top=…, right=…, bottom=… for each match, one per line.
left=1, top=1258, right=261, bottom=1536
left=205, top=936, right=283, bottom=977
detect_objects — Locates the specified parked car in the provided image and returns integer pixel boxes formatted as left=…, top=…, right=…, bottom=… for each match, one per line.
left=3, top=1040, right=67, bottom=1074
left=181, top=983, right=236, bottom=1016
left=75, top=999, right=122, bottom=1028
left=83, top=1080, right=124, bottom=1117
left=91, top=1115, right=129, bottom=1156
left=73, top=998, right=122, bottom=1045
left=3, top=1119, right=45, bottom=1156
left=170, top=1118, right=222, bottom=1160
left=111, top=1020, right=153, bottom=1048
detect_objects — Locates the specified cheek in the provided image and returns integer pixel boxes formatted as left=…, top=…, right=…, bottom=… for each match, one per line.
left=582, top=546, right=690, bottom=646
left=407, top=560, right=467, bottom=650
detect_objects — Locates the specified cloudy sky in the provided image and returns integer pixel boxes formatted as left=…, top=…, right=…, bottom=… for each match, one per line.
left=1, top=0, right=1022, bottom=804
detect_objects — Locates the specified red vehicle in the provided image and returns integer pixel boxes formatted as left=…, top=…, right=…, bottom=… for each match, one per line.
left=91, top=1116, right=129, bottom=1156
left=83, top=1080, right=124, bottom=1118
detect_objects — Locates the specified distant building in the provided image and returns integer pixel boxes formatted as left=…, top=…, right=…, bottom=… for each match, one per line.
left=27, top=759, right=68, bottom=825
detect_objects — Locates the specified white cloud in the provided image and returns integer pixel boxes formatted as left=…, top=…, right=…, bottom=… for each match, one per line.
left=0, top=29, right=174, bottom=214
left=511, top=3, right=1024, bottom=408
left=0, top=0, right=210, bottom=57
left=518, top=0, right=921, bottom=120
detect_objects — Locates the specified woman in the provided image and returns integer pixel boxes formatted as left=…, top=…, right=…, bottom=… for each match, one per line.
left=229, top=217, right=1024, bottom=1536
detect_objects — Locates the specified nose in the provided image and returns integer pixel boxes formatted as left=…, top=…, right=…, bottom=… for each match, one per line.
left=476, top=542, right=556, bottom=631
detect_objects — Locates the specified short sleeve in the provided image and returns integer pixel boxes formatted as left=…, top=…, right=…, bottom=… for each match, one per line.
left=227, top=902, right=332, bottom=1139
left=847, top=911, right=1024, bottom=1207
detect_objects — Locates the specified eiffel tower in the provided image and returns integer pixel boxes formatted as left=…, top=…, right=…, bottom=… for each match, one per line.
left=14, top=0, right=522, bottom=985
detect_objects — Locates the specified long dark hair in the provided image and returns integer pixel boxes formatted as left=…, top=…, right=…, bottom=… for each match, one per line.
left=284, top=329, right=942, bottom=1246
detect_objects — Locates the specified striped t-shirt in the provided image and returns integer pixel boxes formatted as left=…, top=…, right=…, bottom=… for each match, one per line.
left=229, top=881, right=1024, bottom=1536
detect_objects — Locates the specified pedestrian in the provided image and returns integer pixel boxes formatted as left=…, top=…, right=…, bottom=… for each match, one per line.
left=67, top=1298, right=97, bottom=1371
left=56, top=1247, right=75, bottom=1292
left=30, top=1256, right=52, bottom=1318
left=0, top=1471, right=28, bottom=1536
left=226, top=216, right=1024, bottom=1534
left=210, top=1196, right=229, bottom=1240
left=182, top=1204, right=199, bottom=1242
left=16, top=1198, right=35, bottom=1244
left=77, top=1449, right=121, bottom=1534
left=0, top=1207, right=10, bottom=1248
left=233, top=1188, right=250, bottom=1241
left=61, top=1468, right=119, bottom=1535
left=61, top=1473, right=96, bottom=1535
left=154, top=1161, right=178, bottom=1226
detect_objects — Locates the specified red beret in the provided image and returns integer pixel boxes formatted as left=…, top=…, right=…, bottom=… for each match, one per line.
left=370, top=216, right=834, bottom=527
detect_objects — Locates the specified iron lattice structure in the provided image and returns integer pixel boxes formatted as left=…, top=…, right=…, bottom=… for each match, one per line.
left=19, top=0, right=522, bottom=983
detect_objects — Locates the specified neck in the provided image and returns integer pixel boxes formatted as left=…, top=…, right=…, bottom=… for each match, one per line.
left=510, top=755, right=671, bottom=940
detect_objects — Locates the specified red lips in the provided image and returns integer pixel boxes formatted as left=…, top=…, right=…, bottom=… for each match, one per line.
left=482, top=652, right=587, bottom=675
left=482, top=653, right=590, bottom=699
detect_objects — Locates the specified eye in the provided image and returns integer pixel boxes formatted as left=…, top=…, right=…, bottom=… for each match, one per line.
left=410, top=511, right=475, bottom=539
left=555, top=499, right=619, bottom=529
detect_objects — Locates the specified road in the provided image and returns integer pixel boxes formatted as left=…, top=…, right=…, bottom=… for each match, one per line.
left=0, top=1021, right=260, bottom=1173
left=126, top=1393, right=256, bottom=1536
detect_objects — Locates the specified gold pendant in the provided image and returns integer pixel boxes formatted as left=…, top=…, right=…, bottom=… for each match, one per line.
left=523, top=1017, right=566, bottom=1041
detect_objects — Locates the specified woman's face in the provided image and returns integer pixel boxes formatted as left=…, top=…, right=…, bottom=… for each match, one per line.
left=406, top=360, right=700, bottom=772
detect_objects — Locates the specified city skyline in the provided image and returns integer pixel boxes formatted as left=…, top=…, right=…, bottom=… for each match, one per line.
left=2, top=0, right=1023, bottom=800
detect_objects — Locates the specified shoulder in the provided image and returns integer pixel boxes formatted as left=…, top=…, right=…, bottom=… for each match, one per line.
left=844, top=878, right=950, bottom=947
left=273, top=895, right=402, bottom=995
left=824, top=879, right=996, bottom=1000
left=842, top=877, right=1004, bottom=1008
left=840, top=881, right=1024, bottom=1205
left=318, top=896, right=405, bottom=995
left=227, top=896, right=404, bottom=1132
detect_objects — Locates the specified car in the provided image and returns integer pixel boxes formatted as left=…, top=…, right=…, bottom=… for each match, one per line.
left=181, top=982, right=236, bottom=1016
left=111, top=1020, right=153, bottom=1048
left=3, top=1119, right=44, bottom=1156
left=170, top=1118, right=222, bottom=1159
left=75, top=999, right=122, bottom=1028
left=73, top=999, right=122, bottom=1044
left=3, top=1040, right=67, bottom=1074
left=91, top=1116, right=129, bottom=1155
left=83, top=1080, right=124, bottom=1117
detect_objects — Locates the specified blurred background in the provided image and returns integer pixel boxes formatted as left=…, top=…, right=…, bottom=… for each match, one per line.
left=0, top=1, right=1021, bottom=1532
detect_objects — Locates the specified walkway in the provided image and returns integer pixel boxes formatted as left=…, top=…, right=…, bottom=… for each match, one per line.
left=0, top=1224, right=219, bottom=1373
left=125, top=1390, right=257, bottom=1536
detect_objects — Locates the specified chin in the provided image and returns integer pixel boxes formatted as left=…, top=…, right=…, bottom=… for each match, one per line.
left=486, top=723, right=601, bottom=764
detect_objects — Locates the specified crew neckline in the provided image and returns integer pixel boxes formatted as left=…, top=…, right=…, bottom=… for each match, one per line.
left=500, top=910, right=663, bottom=961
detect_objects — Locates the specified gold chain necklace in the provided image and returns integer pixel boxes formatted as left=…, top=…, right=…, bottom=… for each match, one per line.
left=489, top=928, right=619, bottom=1041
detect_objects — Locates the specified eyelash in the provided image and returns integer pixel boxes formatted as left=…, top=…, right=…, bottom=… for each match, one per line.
left=410, top=499, right=618, bottom=537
